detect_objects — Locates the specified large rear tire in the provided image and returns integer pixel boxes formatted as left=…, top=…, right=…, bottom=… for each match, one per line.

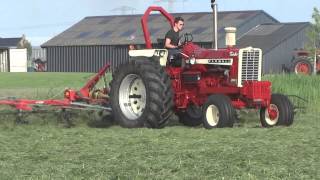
left=260, top=94, right=294, bottom=127
left=178, top=105, right=203, bottom=127
left=202, top=94, right=235, bottom=129
left=110, top=59, right=173, bottom=128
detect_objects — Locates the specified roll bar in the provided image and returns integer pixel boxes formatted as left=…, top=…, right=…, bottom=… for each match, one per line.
left=141, top=6, right=174, bottom=49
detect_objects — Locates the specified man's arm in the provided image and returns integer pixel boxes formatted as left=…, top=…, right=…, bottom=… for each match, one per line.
left=165, top=38, right=178, bottom=49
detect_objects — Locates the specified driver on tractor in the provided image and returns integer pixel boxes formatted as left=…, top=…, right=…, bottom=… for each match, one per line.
left=164, top=16, right=184, bottom=66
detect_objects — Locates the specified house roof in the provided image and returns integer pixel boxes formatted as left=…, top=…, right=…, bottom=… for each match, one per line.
left=0, top=38, right=22, bottom=48
left=42, top=10, right=277, bottom=47
left=237, top=22, right=310, bottom=54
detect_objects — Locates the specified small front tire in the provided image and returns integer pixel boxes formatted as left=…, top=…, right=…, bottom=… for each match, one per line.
left=202, top=94, right=235, bottom=129
left=260, top=94, right=294, bottom=127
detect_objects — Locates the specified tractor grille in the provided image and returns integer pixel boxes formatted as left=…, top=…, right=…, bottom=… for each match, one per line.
left=238, top=48, right=262, bottom=87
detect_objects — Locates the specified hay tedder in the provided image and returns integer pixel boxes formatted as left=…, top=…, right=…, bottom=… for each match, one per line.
left=0, top=1, right=295, bottom=129
left=0, top=64, right=112, bottom=124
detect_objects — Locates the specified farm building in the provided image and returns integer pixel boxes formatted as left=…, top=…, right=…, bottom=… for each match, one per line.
left=42, top=10, right=279, bottom=72
left=0, top=36, right=28, bottom=72
left=237, top=22, right=310, bottom=73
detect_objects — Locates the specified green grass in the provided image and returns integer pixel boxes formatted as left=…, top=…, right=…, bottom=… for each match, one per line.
left=264, top=74, right=320, bottom=111
left=0, top=72, right=319, bottom=179
left=0, top=72, right=91, bottom=99
left=0, top=72, right=90, bottom=88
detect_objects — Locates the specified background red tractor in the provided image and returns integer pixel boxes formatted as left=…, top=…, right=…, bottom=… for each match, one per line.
left=291, top=49, right=320, bottom=75
left=109, top=1, right=294, bottom=129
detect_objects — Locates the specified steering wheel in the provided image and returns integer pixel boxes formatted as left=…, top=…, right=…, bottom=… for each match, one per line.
left=179, top=33, right=193, bottom=47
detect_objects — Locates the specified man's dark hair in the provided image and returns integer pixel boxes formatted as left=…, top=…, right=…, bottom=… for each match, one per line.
left=174, top=17, right=184, bottom=24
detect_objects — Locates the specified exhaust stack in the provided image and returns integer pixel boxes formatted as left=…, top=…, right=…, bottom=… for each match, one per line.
left=211, top=0, right=218, bottom=50
left=225, top=27, right=237, bottom=48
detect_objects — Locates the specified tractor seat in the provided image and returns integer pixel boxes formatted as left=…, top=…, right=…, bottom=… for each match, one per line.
left=157, top=38, right=165, bottom=48
left=157, top=38, right=182, bottom=67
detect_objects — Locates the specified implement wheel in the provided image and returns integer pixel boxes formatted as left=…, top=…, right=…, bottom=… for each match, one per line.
left=260, top=94, right=294, bottom=127
left=110, top=59, right=173, bottom=128
left=202, top=94, right=235, bottom=129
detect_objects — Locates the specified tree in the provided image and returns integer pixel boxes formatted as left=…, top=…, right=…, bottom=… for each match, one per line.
left=17, top=34, right=32, bottom=61
left=306, top=7, right=320, bottom=74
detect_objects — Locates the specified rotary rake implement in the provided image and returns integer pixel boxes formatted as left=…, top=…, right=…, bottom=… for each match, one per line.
left=0, top=64, right=112, bottom=125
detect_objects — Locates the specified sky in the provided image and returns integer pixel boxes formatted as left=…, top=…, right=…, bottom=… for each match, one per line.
left=0, top=0, right=319, bottom=46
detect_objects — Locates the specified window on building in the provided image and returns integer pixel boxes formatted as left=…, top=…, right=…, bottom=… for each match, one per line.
left=121, top=29, right=135, bottom=37
left=188, top=14, right=206, bottom=21
left=99, top=18, right=112, bottom=24
left=192, top=27, right=207, bottom=35
left=237, top=12, right=254, bottom=19
left=98, top=31, right=113, bottom=38
left=150, top=28, right=160, bottom=35
left=121, top=17, right=133, bottom=24
left=77, top=32, right=91, bottom=38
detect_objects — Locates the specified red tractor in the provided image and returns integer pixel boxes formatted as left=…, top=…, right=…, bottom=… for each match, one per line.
left=291, top=49, right=320, bottom=75
left=109, top=2, right=294, bottom=129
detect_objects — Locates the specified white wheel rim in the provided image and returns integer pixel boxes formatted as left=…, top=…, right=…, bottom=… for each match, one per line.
left=265, top=104, right=279, bottom=126
left=206, top=105, right=220, bottom=127
left=119, top=74, right=146, bottom=120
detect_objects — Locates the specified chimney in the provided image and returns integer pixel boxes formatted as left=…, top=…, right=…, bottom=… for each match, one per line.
left=225, top=27, right=237, bottom=47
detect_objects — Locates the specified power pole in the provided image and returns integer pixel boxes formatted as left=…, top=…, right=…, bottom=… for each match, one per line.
left=153, top=0, right=188, bottom=12
left=111, top=6, right=136, bottom=15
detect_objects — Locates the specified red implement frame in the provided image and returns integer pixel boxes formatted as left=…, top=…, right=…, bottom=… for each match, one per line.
left=0, top=64, right=111, bottom=112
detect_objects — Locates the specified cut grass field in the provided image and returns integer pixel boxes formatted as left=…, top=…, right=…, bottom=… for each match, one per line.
left=0, top=72, right=319, bottom=179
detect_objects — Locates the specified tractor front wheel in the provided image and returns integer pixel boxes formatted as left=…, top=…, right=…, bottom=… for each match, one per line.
left=260, top=94, right=294, bottom=127
left=202, top=94, right=235, bottom=129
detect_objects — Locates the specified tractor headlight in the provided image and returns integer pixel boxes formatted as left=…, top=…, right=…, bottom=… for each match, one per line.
left=154, top=50, right=166, bottom=57
left=160, top=50, right=165, bottom=57
left=231, top=79, right=237, bottom=85
left=190, top=57, right=196, bottom=65
left=224, top=70, right=230, bottom=77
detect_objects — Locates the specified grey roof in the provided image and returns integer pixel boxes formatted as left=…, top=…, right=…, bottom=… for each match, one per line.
left=0, top=38, right=22, bottom=48
left=42, top=10, right=277, bottom=47
left=237, top=22, right=310, bottom=54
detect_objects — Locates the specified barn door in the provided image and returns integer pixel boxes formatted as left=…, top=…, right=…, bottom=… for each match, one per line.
left=9, top=49, right=27, bottom=72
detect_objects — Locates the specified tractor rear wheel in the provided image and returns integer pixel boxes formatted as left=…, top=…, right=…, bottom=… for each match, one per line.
left=260, top=94, right=294, bottom=127
left=202, top=94, right=235, bottom=129
left=178, top=105, right=203, bottom=127
left=292, top=59, right=312, bottom=75
left=110, top=59, right=173, bottom=128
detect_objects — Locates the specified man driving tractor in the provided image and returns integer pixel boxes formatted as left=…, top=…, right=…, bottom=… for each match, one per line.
left=164, top=16, right=184, bottom=65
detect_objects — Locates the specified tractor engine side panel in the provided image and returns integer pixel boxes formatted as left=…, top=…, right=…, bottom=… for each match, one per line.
left=167, top=65, right=239, bottom=109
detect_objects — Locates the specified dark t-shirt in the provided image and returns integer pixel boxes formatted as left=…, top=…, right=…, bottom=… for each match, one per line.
left=165, top=29, right=179, bottom=47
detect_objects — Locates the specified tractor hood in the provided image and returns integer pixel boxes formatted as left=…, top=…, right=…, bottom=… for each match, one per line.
left=181, top=42, right=239, bottom=66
